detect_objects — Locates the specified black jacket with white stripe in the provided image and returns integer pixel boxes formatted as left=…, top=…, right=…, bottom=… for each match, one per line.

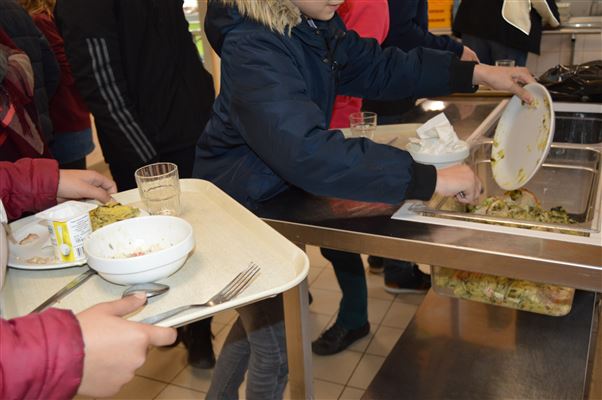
left=54, top=0, right=214, bottom=173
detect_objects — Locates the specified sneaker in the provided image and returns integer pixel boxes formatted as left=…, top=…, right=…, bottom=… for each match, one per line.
left=367, top=255, right=384, bottom=274
left=182, top=321, right=216, bottom=369
left=384, top=265, right=431, bottom=294
left=312, top=322, right=370, bottom=355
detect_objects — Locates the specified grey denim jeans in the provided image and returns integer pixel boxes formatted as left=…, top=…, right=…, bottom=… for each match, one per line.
left=206, top=295, right=288, bottom=400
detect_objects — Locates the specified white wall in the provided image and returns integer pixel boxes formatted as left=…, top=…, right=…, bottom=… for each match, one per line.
left=526, top=32, right=602, bottom=76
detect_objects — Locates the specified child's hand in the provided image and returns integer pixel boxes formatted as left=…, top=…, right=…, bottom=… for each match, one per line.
left=57, top=170, right=117, bottom=203
left=460, top=46, right=479, bottom=62
left=434, top=164, right=482, bottom=204
left=472, top=64, right=536, bottom=104
left=76, top=294, right=177, bottom=397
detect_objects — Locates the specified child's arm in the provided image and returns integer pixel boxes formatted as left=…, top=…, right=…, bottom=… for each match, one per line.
left=337, top=31, right=535, bottom=104
left=336, top=30, right=476, bottom=101
left=224, top=33, right=436, bottom=204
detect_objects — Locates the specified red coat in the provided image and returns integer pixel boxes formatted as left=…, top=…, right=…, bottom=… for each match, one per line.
left=0, top=158, right=59, bottom=221
left=330, top=0, right=390, bottom=129
left=0, top=158, right=84, bottom=399
left=0, top=309, right=84, bottom=400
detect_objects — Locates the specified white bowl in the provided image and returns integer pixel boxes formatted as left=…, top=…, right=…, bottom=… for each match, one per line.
left=84, top=216, right=194, bottom=285
left=406, top=143, right=470, bottom=169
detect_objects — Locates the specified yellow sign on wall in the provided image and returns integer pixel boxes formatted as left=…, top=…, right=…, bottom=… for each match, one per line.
left=428, top=0, right=454, bottom=29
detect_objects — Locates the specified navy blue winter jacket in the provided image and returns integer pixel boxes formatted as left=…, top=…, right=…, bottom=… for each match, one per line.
left=193, top=0, right=476, bottom=207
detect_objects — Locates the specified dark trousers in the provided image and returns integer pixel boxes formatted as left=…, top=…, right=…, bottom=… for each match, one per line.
left=320, top=248, right=368, bottom=330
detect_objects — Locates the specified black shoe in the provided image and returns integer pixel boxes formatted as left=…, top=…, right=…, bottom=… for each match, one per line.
left=384, top=265, right=431, bottom=294
left=367, top=256, right=384, bottom=274
left=182, top=320, right=216, bottom=369
left=312, top=322, right=370, bottom=356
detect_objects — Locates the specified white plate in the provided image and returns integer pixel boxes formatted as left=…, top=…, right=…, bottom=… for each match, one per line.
left=492, top=83, right=555, bottom=190
left=8, top=207, right=148, bottom=270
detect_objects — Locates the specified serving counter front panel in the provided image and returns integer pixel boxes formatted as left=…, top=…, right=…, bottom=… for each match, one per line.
left=363, top=290, right=599, bottom=400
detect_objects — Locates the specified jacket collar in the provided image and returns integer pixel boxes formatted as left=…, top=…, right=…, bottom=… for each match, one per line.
left=218, top=0, right=301, bottom=35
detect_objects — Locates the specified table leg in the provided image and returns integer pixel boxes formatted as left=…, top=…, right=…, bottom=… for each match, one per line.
left=283, top=245, right=313, bottom=399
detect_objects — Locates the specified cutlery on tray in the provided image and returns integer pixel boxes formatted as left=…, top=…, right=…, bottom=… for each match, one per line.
left=30, top=267, right=96, bottom=313
left=140, top=262, right=260, bottom=325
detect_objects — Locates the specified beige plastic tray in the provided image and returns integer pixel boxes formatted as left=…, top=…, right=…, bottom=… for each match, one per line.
left=0, top=179, right=309, bottom=326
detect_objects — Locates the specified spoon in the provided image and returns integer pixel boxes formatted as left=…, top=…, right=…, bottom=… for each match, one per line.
left=122, top=282, right=170, bottom=299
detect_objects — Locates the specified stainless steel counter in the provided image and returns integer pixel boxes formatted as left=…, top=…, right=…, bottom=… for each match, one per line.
left=254, top=98, right=602, bottom=292
left=362, top=290, right=599, bottom=400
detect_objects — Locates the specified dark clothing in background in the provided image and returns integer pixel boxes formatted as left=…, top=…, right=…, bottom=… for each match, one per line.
left=0, top=0, right=59, bottom=142
left=383, top=0, right=463, bottom=55
left=452, top=0, right=559, bottom=55
left=364, top=0, right=464, bottom=119
left=30, top=13, right=90, bottom=134
left=54, top=0, right=214, bottom=190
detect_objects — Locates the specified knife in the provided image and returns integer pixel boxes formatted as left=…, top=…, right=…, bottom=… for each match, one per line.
left=30, top=267, right=96, bottom=313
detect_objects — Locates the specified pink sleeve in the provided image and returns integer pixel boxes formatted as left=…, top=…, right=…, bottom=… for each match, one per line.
left=330, top=0, right=390, bottom=129
left=0, top=158, right=59, bottom=220
left=0, top=309, right=84, bottom=400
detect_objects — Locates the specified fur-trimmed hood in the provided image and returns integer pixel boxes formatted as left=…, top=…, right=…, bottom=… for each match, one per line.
left=217, top=0, right=302, bottom=35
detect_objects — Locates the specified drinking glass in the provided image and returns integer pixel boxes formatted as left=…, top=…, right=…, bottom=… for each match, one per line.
left=349, top=112, right=377, bottom=139
left=134, top=162, right=181, bottom=216
left=495, top=59, right=516, bottom=67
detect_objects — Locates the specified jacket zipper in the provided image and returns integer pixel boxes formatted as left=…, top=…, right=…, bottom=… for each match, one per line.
left=306, top=18, right=344, bottom=72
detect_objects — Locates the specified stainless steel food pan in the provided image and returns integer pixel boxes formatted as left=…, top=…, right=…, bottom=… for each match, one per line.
left=417, top=141, right=601, bottom=235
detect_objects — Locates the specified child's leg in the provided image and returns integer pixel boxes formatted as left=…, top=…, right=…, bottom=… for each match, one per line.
left=320, top=248, right=368, bottom=329
left=238, top=296, right=288, bottom=400
left=206, top=317, right=250, bottom=400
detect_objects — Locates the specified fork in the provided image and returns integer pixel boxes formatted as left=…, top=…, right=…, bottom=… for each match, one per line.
left=139, top=262, right=260, bottom=325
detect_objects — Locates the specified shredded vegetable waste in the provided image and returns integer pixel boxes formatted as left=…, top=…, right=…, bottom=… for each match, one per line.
left=434, top=189, right=576, bottom=316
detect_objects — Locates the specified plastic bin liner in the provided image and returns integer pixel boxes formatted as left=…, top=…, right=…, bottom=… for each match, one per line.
left=538, top=60, right=602, bottom=102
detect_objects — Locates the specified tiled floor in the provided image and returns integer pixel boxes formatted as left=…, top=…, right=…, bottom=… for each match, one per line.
left=75, top=246, right=423, bottom=400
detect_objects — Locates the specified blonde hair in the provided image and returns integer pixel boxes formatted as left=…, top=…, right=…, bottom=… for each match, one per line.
left=18, top=0, right=55, bottom=16
left=219, top=0, right=301, bottom=35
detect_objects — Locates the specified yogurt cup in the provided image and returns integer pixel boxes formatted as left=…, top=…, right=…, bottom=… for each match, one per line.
left=35, top=201, right=98, bottom=263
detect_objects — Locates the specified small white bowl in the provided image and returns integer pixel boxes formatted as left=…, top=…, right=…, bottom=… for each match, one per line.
left=406, top=143, right=470, bottom=169
left=84, top=216, right=194, bottom=285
